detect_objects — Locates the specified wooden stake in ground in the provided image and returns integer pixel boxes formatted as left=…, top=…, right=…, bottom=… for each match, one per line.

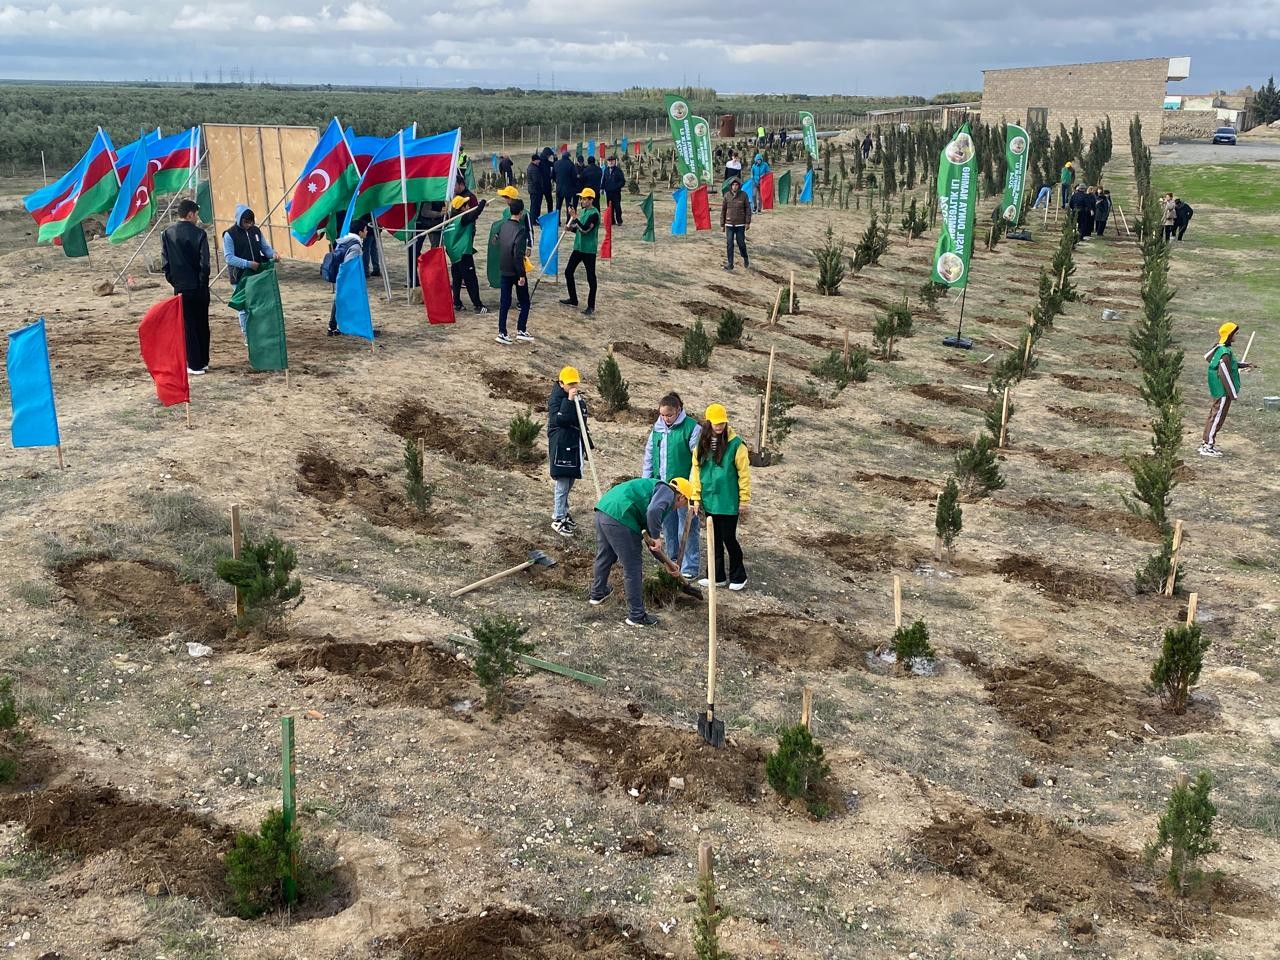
left=842, top=329, right=851, bottom=365
left=1116, top=203, right=1132, bottom=238
left=56, top=445, right=65, bottom=470
left=800, top=688, right=812, bottom=730
left=789, top=270, right=796, bottom=314
left=698, top=841, right=716, bottom=909
left=768, top=287, right=783, bottom=326
left=698, top=516, right=726, bottom=747
left=280, top=716, right=298, bottom=904
left=933, top=492, right=943, bottom=562
left=573, top=396, right=603, bottom=502
left=893, top=575, right=902, bottom=630
left=1164, top=519, right=1184, bottom=597
left=185, top=401, right=192, bottom=430
left=1185, top=592, right=1199, bottom=627
left=998, top=386, right=1011, bottom=448
left=231, top=504, right=244, bottom=618
left=760, top=346, right=777, bottom=449
left=752, top=395, right=764, bottom=456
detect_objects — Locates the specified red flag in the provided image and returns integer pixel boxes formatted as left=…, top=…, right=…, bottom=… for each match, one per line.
left=418, top=247, right=456, bottom=325
left=601, top=204, right=613, bottom=259
left=559, top=143, right=568, bottom=154
left=632, top=141, right=642, bottom=156
left=137, top=295, right=189, bottom=406
left=691, top=186, right=711, bottom=231
left=597, top=141, right=607, bottom=159
left=760, top=172, right=775, bottom=211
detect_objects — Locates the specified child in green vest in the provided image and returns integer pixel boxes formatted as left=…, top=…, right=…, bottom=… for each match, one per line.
left=1201, top=321, right=1253, bottom=457
left=561, top=187, right=600, bottom=316
left=690, top=403, right=752, bottom=591
left=641, top=392, right=702, bottom=579
left=442, top=192, right=489, bottom=313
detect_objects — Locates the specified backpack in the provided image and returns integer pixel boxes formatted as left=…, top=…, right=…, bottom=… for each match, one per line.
left=320, top=238, right=360, bottom=283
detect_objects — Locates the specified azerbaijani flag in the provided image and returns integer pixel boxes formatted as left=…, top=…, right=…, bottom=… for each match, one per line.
left=24, top=160, right=85, bottom=231
left=113, top=129, right=161, bottom=185
left=341, top=127, right=460, bottom=236
left=148, top=127, right=201, bottom=197
left=106, top=136, right=158, bottom=243
left=288, top=118, right=359, bottom=246
left=33, top=128, right=120, bottom=244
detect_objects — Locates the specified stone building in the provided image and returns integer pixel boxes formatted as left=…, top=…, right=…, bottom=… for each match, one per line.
left=980, top=57, right=1190, bottom=150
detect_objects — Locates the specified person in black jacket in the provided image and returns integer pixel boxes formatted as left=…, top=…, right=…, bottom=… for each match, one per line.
left=161, top=199, right=212, bottom=374
left=498, top=154, right=514, bottom=185
left=495, top=199, right=532, bottom=345
left=581, top=156, right=603, bottom=195
left=525, top=154, right=544, bottom=219
left=555, top=150, right=579, bottom=223
left=407, top=201, right=444, bottom=289
left=602, top=156, right=625, bottom=225
left=1069, top=185, right=1094, bottom=240
left=548, top=365, right=593, bottom=537
left=1174, top=199, right=1194, bottom=240
left=539, top=147, right=556, bottom=218
left=1094, top=190, right=1112, bottom=236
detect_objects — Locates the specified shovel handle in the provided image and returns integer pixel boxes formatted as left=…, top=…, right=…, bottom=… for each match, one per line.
left=676, top=507, right=695, bottom=564
left=448, top=559, right=534, bottom=597
left=705, top=515, right=718, bottom=709
left=574, top=396, right=603, bottom=503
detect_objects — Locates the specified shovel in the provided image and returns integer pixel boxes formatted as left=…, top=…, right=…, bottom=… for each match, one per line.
left=449, top=550, right=556, bottom=597
left=642, top=530, right=703, bottom=601
left=697, top=515, right=726, bottom=747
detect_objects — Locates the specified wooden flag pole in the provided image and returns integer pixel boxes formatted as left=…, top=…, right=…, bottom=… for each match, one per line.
left=1164, top=519, right=1184, bottom=598
left=1241, top=331, right=1256, bottom=363
left=574, top=396, right=603, bottom=502
left=800, top=688, right=812, bottom=730
left=185, top=401, right=192, bottom=430
left=892, top=575, right=902, bottom=630
left=56, top=445, right=65, bottom=470
left=789, top=271, right=796, bottom=314
left=760, top=346, right=777, bottom=448
left=998, top=387, right=1011, bottom=448
left=752, top=396, right=764, bottom=455
left=231, top=504, right=245, bottom=618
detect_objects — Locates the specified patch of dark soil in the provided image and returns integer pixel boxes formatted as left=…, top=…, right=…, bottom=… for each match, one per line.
left=918, top=809, right=1268, bottom=936
left=593, top=405, right=657, bottom=426
left=754, top=267, right=787, bottom=285
left=884, top=419, right=969, bottom=450
left=733, top=374, right=825, bottom=407
left=0, top=733, right=60, bottom=794
left=1047, top=404, right=1147, bottom=431
left=0, top=784, right=232, bottom=901
left=646, top=319, right=688, bottom=340
left=55, top=557, right=231, bottom=647
left=941, top=355, right=990, bottom=379
left=545, top=710, right=766, bottom=806
left=276, top=640, right=475, bottom=710
left=296, top=450, right=442, bottom=533
left=908, top=383, right=988, bottom=411
left=1053, top=373, right=1142, bottom=397
left=612, top=341, right=670, bottom=367
left=1015, top=496, right=1159, bottom=541
left=801, top=532, right=901, bottom=573
left=1081, top=332, right=1130, bottom=347
left=681, top=299, right=725, bottom=321
left=1080, top=351, right=1138, bottom=374
left=1018, top=446, right=1130, bottom=473
left=388, top=400, right=541, bottom=474
left=704, top=283, right=761, bottom=308
left=994, top=555, right=1126, bottom=603
left=793, top=332, right=837, bottom=349
left=497, top=541, right=595, bottom=593
left=727, top=613, right=866, bottom=670
left=852, top=471, right=939, bottom=501
left=396, top=908, right=661, bottom=959
left=974, top=313, right=1029, bottom=329
left=482, top=369, right=549, bottom=410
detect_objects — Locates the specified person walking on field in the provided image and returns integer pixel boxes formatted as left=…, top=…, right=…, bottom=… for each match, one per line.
left=641, top=392, right=702, bottom=580
left=222, top=204, right=278, bottom=340
left=1174, top=198, right=1194, bottom=240
left=724, top=149, right=743, bottom=182
left=495, top=199, right=532, bottom=345
left=548, top=365, right=593, bottom=537
left=861, top=133, right=873, bottom=160
left=721, top=178, right=751, bottom=271
left=1059, top=161, right=1075, bottom=208
left=161, top=198, right=211, bottom=374
left=589, top=476, right=695, bottom=627
left=560, top=188, right=600, bottom=316
left=1161, top=192, right=1177, bottom=242
left=602, top=156, right=625, bottom=226
left=441, top=193, right=489, bottom=314
left=749, top=153, right=770, bottom=213
left=691, top=403, right=751, bottom=591
left=1200, top=322, right=1254, bottom=457
left=538, top=147, right=556, bottom=219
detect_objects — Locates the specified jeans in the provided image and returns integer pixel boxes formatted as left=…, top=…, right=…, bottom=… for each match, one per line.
left=565, top=251, right=597, bottom=309
left=591, top=511, right=646, bottom=619
left=707, top=512, right=746, bottom=585
left=661, top=505, right=700, bottom=579
left=363, top=231, right=381, bottom=275
left=1060, top=184, right=1071, bottom=208
left=451, top=255, right=482, bottom=308
left=236, top=310, right=248, bottom=338
left=498, top=276, right=530, bottom=335
left=553, top=476, right=575, bottom=521
left=725, top=225, right=748, bottom=268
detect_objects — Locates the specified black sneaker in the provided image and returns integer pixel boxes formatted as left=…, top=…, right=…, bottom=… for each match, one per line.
left=453, top=301, right=464, bottom=310
left=723, top=265, right=734, bottom=271
left=559, top=298, right=579, bottom=306
left=625, top=612, right=660, bottom=627
left=562, top=514, right=578, bottom=530
left=327, top=328, right=340, bottom=337
left=582, top=307, right=595, bottom=317
left=473, top=305, right=490, bottom=314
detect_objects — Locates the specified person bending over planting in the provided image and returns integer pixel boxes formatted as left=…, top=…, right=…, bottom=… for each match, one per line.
left=691, top=403, right=751, bottom=591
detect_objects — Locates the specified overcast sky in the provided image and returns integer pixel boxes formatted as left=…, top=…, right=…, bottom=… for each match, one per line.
left=0, top=0, right=1276, bottom=95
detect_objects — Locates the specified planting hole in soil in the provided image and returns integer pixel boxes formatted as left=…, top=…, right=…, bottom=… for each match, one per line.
left=482, top=368, right=549, bottom=409
left=296, top=449, right=442, bottom=533
left=704, top=283, right=761, bottom=308
left=1046, top=404, right=1148, bottom=431
left=734, top=374, right=824, bottom=407
left=1014, top=496, right=1159, bottom=541
left=611, top=340, right=669, bottom=367
left=389, top=400, right=540, bottom=473
left=396, top=907, right=661, bottom=960
left=884, top=419, right=968, bottom=450
left=908, top=383, right=988, bottom=411
left=801, top=532, right=902, bottom=573
left=851, top=471, right=939, bottom=501
left=681, top=299, right=722, bottom=320
left=0, top=736, right=60, bottom=795
left=497, top=540, right=595, bottom=593
left=1017, top=445, right=1131, bottom=474
left=1052, top=372, right=1142, bottom=397
left=276, top=640, right=477, bottom=711
left=645, top=319, right=688, bottom=340
left=994, top=555, right=1127, bottom=604
left=727, top=612, right=866, bottom=670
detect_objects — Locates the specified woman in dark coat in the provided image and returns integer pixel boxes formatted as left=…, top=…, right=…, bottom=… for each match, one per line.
left=547, top=365, right=593, bottom=537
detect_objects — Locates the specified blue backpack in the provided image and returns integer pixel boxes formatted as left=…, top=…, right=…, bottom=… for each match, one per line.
left=320, top=238, right=360, bottom=283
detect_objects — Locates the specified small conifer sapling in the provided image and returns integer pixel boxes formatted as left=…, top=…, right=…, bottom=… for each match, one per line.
left=766, top=723, right=833, bottom=818
left=892, top=619, right=935, bottom=669
left=596, top=351, right=630, bottom=412
left=1144, top=772, right=1219, bottom=895
left=472, top=614, right=535, bottom=716
left=216, top=534, right=303, bottom=626
left=935, top=478, right=963, bottom=562
left=677, top=319, right=713, bottom=369
left=403, top=438, right=433, bottom=512
left=506, top=410, right=541, bottom=463
left=1151, top=623, right=1210, bottom=714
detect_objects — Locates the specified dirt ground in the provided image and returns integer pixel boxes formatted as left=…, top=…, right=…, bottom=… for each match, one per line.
left=0, top=140, right=1278, bottom=960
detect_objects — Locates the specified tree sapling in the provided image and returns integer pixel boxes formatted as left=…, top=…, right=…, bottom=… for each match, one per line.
left=1151, top=623, right=1210, bottom=714
left=472, top=614, right=534, bottom=716
left=766, top=723, right=834, bottom=818
left=1144, top=772, right=1219, bottom=895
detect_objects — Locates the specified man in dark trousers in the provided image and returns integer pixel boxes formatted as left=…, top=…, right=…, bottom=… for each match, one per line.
left=1093, top=189, right=1112, bottom=236
left=554, top=149, right=579, bottom=224
left=442, top=192, right=489, bottom=313
left=602, top=155, right=625, bottom=225
left=498, top=154, right=514, bottom=185
left=561, top=187, right=600, bottom=316
left=538, top=147, right=556, bottom=219
left=1174, top=198, right=1194, bottom=241
left=221, top=204, right=277, bottom=340
left=408, top=201, right=444, bottom=290
left=525, top=153, right=544, bottom=219
left=495, top=199, right=532, bottom=345
left=861, top=133, right=873, bottom=160
left=580, top=156, right=603, bottom=196
left=720, top=178, right=751, bottom=270
left=161, top=198, right=211, bottom=375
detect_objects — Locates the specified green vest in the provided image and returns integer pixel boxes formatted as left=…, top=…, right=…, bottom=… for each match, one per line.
left=1207, top=345, right=1239, bottom=399
left=485, top=208, right=511, bottom=289
left=597, top=477, right=663, bottom=534
left=573, top=206, right=599, bottom=255
left=698, top=436, right=743, bottom=515
left=648, top=416, right=697, bottom=482
left=442, top=212, right=476, bottom=262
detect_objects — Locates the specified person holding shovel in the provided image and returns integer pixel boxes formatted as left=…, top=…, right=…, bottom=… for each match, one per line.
left=691, top=403, right=751, bottom=591
left=641, top=392, right=702, bottom=580
left=549, top=365, right=593, bottom=537
left=589, top=476, right=694, bottom=628
left=1201, top=321, right=1254, bottom=458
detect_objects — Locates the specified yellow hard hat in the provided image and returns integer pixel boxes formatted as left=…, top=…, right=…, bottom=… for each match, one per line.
left=450, top=195, right=468, bottom=210
left=669, top=477, right=695, bottom=500
left=579, top=187, right=597, bottom=198
left=559, top=366, right=580, bottom=385
left=705, top=403, right=728, bottom=425
left=496, top=185, right=519, bottom=199
left=1218, top=322, right=1238, bottom=344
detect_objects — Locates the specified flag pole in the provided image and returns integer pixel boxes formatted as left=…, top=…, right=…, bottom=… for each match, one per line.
left=211, top=160, right=308, bottom=287
left=186, top=401, right=192, bottom=429
left=112, top=148, right=209, bottom=287
left=56, top=444, right=65, bottom=470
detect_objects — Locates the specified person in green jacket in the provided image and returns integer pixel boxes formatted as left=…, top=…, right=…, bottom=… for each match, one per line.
left=590, top=476, right=693, bottom=627
left=486, top=185, right=519, bottom=290
left=691, top=403, right=752, bottom=591
left=1201, top=321, right=1254, bottom=457
left=641, top=392, right=702, bottom=579
left=1059, top=161, right=1074, bottom=208
left=560, top=187, right=600, bottom=316
left=442, top=192, right=489, bottom=313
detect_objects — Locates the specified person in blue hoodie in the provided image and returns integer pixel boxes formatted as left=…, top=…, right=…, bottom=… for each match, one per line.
left=640, top=391, right=702, bottom=579
left=749, top=153, right=770, bottom=213
left=222, top=205, right=277, bottom=340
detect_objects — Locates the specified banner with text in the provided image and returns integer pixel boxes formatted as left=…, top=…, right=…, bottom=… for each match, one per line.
left=1001, top=123, right=1030, bottom=225
left=930, top=123, right=977, bottom=289
left=665, top=94, right=702, bottom=190
left=799, top=111, right=819, bottom=160
left=692, top=116, right=713, bottom=185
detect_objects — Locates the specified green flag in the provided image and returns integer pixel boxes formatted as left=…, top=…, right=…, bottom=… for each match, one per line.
left=664, top=94, right=702, bottom=190
left=60, top=223, right=89, bottom=258
left=228, top=262, right=287, bottom=371
left=931, top=123, right=978, bottom=289
left=799, top=111, right=819, bottom=160
left=777, top=170, right=792, bottom=204
left=196, top=178, right=214, bottom=226
left=691, top=116, right=713, bottom=185
left=645, top=138, right=654, bottom=154
left=640, top=192, right=655, bottom=242
left=485, top=206, right=512, bottom=289
left=575, top=141, right=583, bottom=160
left=1001, top=123, right=1030, bottom=227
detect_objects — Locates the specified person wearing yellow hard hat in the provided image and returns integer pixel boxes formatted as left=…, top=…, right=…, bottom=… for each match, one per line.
left=486, top=185, right=522, bottom=291
left=1200, top=321, right=1254, bottom=457
left=691, top=403, right=751, bottom=591
left=548, top=365, right=594, bottom=537
left=560, top=187, right=600, bottom=316
left=440, top=190, right=489, bottom=313
left=590, top=475, right=694, bottom=627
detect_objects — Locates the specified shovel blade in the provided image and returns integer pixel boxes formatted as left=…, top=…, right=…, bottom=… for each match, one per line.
left=697, top=712, right=726, bottom=748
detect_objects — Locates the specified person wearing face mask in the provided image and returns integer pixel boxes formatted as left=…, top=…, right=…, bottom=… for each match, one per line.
left=690, top=403, right=751, bottom=591
left=641, top=391, right=702, bottom=580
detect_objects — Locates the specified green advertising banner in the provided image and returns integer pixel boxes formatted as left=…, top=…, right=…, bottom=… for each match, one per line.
left=1001, top=123, right=1030, bottom=226
left=665, top=94, right=702, bottom=190
left=799, top=111, right=819, bottom=160
left=691, top=116, right=713, bottom=185
left=930, top=122, right=978, bottom=289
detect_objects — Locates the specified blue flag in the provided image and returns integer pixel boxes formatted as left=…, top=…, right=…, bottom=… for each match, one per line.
left=800, top=169, right=814, bottom=204
left=6, top=317, right=61, bottom=448
left=671, top=188, right=688, bottom=236
left=587, top=139, right=596, bottom=160
left=334, top=257, right=374, bottom=341
left=537, top=211, right=560, bottom=277
left=620, top=136, right=629, bottom=155
left=743, top=179, right=756, bottom=205
left=491, top=153, right=499, bottom=171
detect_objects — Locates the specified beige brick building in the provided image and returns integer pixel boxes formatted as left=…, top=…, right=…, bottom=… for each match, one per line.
left=980, top=57, right=1190, bottom=151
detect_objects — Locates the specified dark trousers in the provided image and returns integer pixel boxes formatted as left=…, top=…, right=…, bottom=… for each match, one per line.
left=363, top=231, right=381, bottom=275
left=1095, top=217, right=1109, bottom=235
left=725, top=225, right=748, bottom=268
left=498, top=276, right=530, bottom=335
left=180, top=289, right=210, bottom=370
left=606, top=190, right=623, bottom=224
left=565, top=251, right=597, bottom=309
left=591, top=511, right=646, bottom=620
left=557, top=187, right=576, bottom=218
left=1060, top=183, right=1071, bottom=207
left=1077, top=214, right=1093, bottom=238
left=1176, top=223, right=1189, bottom=240
left=708, top=512, right=746, bottom=586
left=451, top=255, right=482, bottom=308
left=529, top=188, right=545, bottom=220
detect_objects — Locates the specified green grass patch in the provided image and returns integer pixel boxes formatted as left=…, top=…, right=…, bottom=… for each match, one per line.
left=1156, top=163, right=1280, bottom=213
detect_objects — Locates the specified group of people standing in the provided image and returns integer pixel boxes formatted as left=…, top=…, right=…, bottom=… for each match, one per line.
left=1068, top=183, right=1113, bottom=239
left=1161, top=193, right=1195, bottom=242
left=523, top=147, right=626, bottom=228
left=545, top=370, right=752, bottom=627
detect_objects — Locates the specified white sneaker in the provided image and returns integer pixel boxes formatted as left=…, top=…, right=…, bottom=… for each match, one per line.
left=697, top=578, right=729, bottom=588
left=1199, top=444, right=1223, bottom=458
left=495, top=334, right=512, bottom=345
left=728, top=580, right=748, bottom=592
left=187, top=367, right=206, bottom=375
left=516, top=330, right=535, bottom=343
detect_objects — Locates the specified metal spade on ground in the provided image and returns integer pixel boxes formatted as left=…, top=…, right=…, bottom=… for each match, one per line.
left=697, top=515, right=726, bottom=747
left=449, top=549, right=557, bottom=597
